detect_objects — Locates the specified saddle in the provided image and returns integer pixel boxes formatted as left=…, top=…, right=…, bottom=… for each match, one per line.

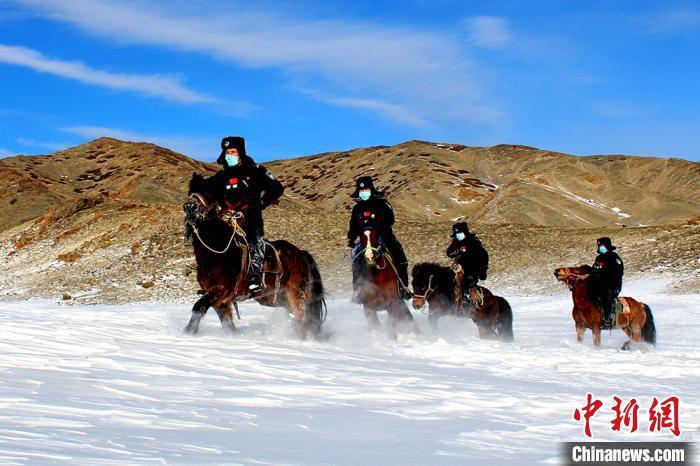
left=604, top=297, right=632, bottom=329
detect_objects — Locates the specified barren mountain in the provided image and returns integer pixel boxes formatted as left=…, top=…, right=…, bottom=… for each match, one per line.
left=0, top=138, right=697, bottom=303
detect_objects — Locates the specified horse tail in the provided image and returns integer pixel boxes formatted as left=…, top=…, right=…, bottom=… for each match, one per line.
left=641, top=302, right=656, bottom=346
left=496, top=297, right=514, bottom=342
left=302, top=250, right=327, bottom=328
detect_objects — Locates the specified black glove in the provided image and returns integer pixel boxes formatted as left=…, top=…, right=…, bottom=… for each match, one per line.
left=347, top=238, right=356, bottom=248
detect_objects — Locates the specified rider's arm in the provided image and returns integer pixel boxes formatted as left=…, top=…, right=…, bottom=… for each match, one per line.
left=446, top=239, right=461, bottom=258
left=258, top=165, right=284, bottom=209
left=347, top=205, right=359, bottom=246
left=381, top=199, right=395, bottom=227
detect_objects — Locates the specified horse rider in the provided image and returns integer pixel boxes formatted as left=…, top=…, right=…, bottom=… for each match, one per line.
left=347, top=176, right=412, bottom=301
left=446, top=221, right=489, bottom=313
left=592, top=237, right=624, bottom=328
left=212, top=136, right=284, bottom=292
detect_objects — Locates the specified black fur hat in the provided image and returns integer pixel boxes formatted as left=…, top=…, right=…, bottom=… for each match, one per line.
left=451, top=222, right=470, bottom=237
left=216, top=136, right=246, bottom=165
left=350, top=176, right=377, bottom=198
left=597, top=237, right=616, bottom=251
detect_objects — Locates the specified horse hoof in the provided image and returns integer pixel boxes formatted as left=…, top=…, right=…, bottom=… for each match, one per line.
left=621, top=342, right=631, bottom=351
left=183, top=326, right=198, bottom=335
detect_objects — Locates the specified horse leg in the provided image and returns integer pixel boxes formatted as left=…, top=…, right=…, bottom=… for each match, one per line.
left=621, top=323, right=641, bottom=351
left=363, top=306, right=381, bottom=332
left=428, top=310, right=440, bottom=330
left=286, top=287, right=307, bottom=339
left=477, top=324, right=496, bottom=340
left=184, top=293, right=213, bottom=334
left=396, top=299, right=419, bottom=336
left=592, top=326, right=602, bottom=347
left=214, top=301, right=236, bottom=334
left=576, top=323, right=585, bottom=343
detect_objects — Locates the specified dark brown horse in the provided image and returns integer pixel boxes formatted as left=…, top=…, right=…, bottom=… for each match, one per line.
left=555, top=266, right=656, bottom=349
left=183, top=173, right=326, bottom=338
left=354, top=226, right=416, bottom=338
left=412, top=262, right=513, bottom=341
left=467, top=286, right=513, bottom=341
left=411, top=262, right=458, bottom=327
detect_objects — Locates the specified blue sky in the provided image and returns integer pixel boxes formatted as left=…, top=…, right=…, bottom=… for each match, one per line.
left=0, top=0, right=699, bottom=162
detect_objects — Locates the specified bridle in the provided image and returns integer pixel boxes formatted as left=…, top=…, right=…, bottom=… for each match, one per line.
left=413, top=274, right=436, bottom=301
left=353, top=229, right=385, bottom=268
left=557, top=269, right=590, bottom=290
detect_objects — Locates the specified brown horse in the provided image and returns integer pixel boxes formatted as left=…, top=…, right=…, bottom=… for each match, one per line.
left=354, top=226, right=416, bottom=338
left=554, top=266, right=656, bottom=350
left=183, top=173, right=326, bottom=338
left=467, top=286, right=514, bottom=341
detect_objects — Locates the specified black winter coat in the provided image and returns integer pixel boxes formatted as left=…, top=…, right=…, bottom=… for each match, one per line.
left=347, top=196, right=395, bottom=244
left=592, top=251, right=624, bottom=291
left=446, top=234, right=489, bottom=280
left=212, top=158, right=284, bottom=213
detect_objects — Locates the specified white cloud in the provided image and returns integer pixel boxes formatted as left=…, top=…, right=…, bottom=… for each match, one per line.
left=0, top=147, right=15, bottom=157
left=60, top=125, right=215, bottom=160
left=16, top=136, right=69, bottom=152
left=465, top=16, right=511, bottom=49
left=636, top=8, right=700, bottom=33
left=0, top=43, right=216, bottom=105
left=13, top=0, right=503, bottom=127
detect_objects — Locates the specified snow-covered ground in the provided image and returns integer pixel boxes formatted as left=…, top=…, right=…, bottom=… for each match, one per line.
left=0, top=280, right=698, bottom=465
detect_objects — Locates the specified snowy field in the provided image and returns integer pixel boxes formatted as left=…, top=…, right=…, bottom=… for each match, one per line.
left=0, top=279, right=698, bottom=465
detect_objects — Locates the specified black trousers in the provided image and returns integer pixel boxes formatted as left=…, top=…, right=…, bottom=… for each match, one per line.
left=243, top=208, right=265, bottom=274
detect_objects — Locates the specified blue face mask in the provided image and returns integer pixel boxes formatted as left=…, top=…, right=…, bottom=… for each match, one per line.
left=598, top=245, right=607, bottom=254
left=225, top=154, right=239, bottom=167
left=455, top=232, right=466, bottom=241
left=359, top=190, right=371, bottom=201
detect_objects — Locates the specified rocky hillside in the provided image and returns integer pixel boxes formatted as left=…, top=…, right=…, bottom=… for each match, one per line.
left=0, top=138, right=697, bottom=303
left=270, top=141, right=699, bottom=227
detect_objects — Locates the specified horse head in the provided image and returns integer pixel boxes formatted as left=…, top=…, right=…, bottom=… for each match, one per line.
left=184, top=172, right=218, bottom=225
left=554, top=265, right=592, bottom=290
left=411, top=263, right=438, bottom=309
left=359, top=227, right=382, bottom=266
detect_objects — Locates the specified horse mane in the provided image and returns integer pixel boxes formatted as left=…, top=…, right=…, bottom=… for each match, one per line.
left=412, top=262, right=457, bottom=299
left=188, top=172, right=207, bottom=195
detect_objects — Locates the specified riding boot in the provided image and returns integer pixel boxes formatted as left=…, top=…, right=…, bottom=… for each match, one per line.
left=602, top=290, right=618, bottom=329
left=459, top=289, right=475, bottom=316
left=459, top=276, right=477, bottom=316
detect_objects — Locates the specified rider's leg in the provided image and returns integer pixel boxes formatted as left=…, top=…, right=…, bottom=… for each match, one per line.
left=603, top=287, right=620, bottom=328
left=351, top=256, right=363, bottom=304
left=246, top=211, right=265, bottom=291
left=459, top=275, right=478, bottom=314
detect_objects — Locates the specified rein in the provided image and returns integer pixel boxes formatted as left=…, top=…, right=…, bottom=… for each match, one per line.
left=191, top=211, right=247, bottom=255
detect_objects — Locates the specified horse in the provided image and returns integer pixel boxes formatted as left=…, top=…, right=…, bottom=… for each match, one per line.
left=411, top=262, right=513, bottom=341
left=182, top=173, right=327, bottom=338
left=354, top=226, right=416, bottom=338
left=467, top=286, right=514, bottom=342
left=411, top=262, right=458, bottom=328
left=554, top=266, right=656, bottom=350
